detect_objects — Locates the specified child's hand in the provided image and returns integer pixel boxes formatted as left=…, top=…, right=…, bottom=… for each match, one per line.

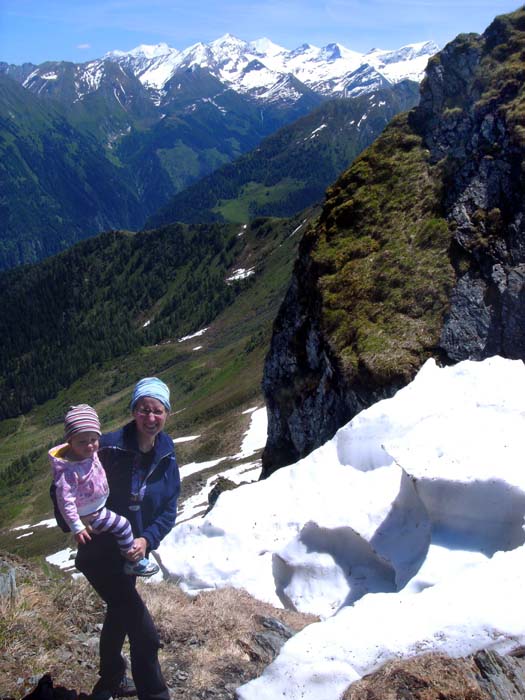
left=75, top=529, right=91, bottom=545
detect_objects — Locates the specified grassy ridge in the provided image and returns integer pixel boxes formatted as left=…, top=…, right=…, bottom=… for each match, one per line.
left=311, top=114, right=455, bottom=384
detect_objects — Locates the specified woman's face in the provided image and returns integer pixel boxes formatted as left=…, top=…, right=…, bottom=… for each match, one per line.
left=133, top=396, right=168, bottom=442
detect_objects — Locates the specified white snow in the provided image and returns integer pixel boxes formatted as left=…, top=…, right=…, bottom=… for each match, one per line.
left=46, top=547, right=77, bottom=572
left=155, top=356, right=525, bottom=699
left=226, top=267, right=255, bottom=282
left=173, top=435, right=201, bottom=444
left=177, top=460, right=262, bottom=524
left=366, top=40, right=437, bottom=84
left=11, top=517, right=56, bottom=531
left=174, top=406, right=266, bottom=523
left=16, top=532, right=34, bottom=539
left=236, top=406, right=267, bottom=459
left=178, top=327, right=208, bottom=342
left=179, top=458, right=226, bottom=480
left=308, top=124, right=327, bottom=140
left=290, top=219, right=307, bottom=237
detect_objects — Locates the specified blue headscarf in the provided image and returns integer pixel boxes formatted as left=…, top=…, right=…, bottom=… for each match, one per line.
left=130, top=377, right=171, bottom=412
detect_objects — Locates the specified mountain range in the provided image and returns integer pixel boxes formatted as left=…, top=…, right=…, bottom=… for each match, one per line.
left=5, top=34, right=437, bottom=106
left=0, top=35, right=437, bottom=269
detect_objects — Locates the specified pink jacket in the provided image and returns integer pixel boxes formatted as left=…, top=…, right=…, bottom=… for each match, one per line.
left=49, top=444, right=109, bottom=534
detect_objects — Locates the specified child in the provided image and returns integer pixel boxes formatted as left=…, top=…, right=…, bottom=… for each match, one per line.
left=49, top=404, right=159, bottom=577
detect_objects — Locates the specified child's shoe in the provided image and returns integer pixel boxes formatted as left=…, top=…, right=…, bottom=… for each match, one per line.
left=124, top=557, right=159, bottom=577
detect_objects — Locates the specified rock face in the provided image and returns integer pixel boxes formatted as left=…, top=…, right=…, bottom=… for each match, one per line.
left=262, top=8, right=525, bottom=476
left=342, top=650, right=525, bottom=700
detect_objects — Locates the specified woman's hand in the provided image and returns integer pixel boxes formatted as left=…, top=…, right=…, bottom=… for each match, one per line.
left=75, top=529, right=91, bottom=545
left=128, top=537, right=148, bottom=561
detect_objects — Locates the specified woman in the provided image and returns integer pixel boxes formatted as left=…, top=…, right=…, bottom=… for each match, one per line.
left=75, top=377, right=180, bottom=700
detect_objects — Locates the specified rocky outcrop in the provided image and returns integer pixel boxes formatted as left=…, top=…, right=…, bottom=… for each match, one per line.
left=413, top=19, right=525, bottom=363
left=262, top=8, right=525, bottom=476
left=342, top=649, right=525, bottom=700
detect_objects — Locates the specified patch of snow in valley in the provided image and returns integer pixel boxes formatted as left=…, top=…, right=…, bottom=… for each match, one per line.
left=178, top=327, right=208, bottom=342
left=12, top=518, right=56, bottom=531
left=173, top=435, right=201, bottom=444
left=46, top=547, right=78, bottom=574
left=289, top=219, right=307, bottom=237
left=226, top=268, right=254, bottom=282
left=177, top=460, right=262, bottom=524
left=307, top=124, right=327, bottom=140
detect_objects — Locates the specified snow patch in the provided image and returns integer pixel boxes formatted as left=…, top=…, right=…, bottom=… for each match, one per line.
left=173, top=435, right=201, bottom=444
left=226, top=268, right=254, bottom=282
left=178, top=328, right=208, bottom=342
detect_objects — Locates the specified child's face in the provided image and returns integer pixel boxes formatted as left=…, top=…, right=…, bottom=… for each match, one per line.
left=68, top=431, right=100, bottom=460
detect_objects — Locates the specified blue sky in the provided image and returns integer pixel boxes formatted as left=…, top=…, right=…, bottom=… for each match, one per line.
left=0, top=0, right=522, bottom=65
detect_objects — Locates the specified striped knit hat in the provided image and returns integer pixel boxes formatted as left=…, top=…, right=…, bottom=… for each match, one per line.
left=64, top=404, right=101, bottom=440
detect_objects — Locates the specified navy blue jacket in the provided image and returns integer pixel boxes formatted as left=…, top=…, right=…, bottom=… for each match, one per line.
left=98, top=421, right=180, bottom=551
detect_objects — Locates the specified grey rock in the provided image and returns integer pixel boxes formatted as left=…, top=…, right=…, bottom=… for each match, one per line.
left=475, top=649, right=525, bottom=699
left=0, top=565, right=17, bottom=602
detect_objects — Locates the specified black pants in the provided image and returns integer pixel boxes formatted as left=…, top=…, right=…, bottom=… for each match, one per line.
left=76, top=535, right=169, bottom=700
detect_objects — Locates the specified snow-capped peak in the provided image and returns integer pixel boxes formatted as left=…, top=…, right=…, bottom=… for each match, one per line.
left=249, top=37, right=287, bottom=57
left=210, top=33, right=250, bottom=51
left=320, top=42, right=361, bottom=63
left=105, top=43, right=174, bottom=60
left=365, top=40, right=439, bottom=84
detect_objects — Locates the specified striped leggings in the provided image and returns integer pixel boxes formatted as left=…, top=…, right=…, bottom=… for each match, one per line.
left=83, top=507, right=134, bottom=555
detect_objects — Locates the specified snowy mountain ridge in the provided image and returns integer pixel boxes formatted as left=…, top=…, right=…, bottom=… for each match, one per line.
left=14, top=33, right=438, bottom=117
left=103, top=33, right=437, bottom=98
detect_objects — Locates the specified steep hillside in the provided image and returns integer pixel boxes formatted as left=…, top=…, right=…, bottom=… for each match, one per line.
left=0, top=75, right=143, bottom=269
left=0, top=212, right=308, bottom=418
left=146, top=81, right=419, bottom=227
left=0, top=208, right=319, bottom=538
left=261, top=7, right=525, bottom=475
